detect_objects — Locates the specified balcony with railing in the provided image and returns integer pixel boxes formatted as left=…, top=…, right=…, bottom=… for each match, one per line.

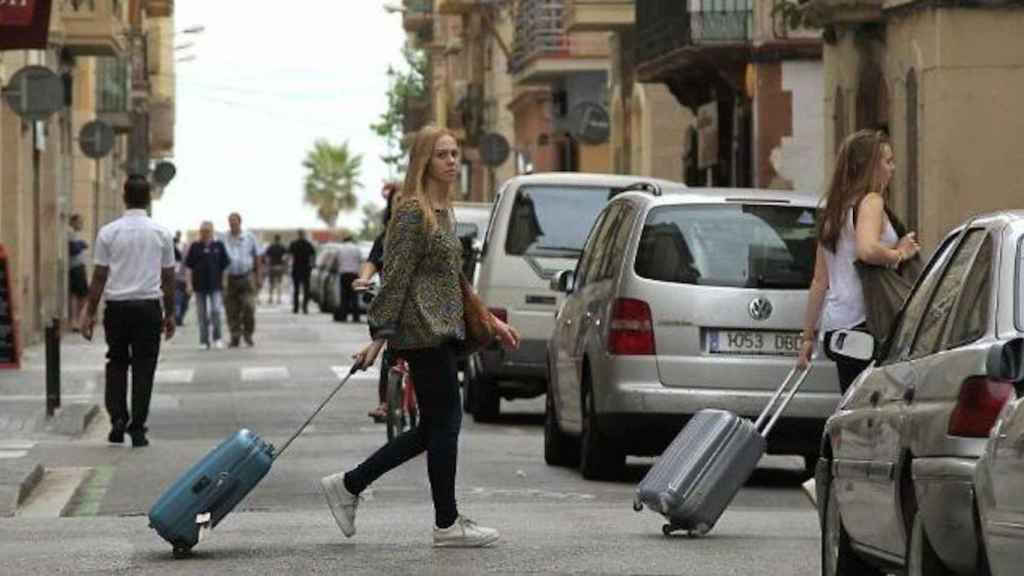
left=403, top=0, right=434, bottom=33
left=565, top=0, right=634, bottom=32
left=146, top=0, right=173, bottom=17
left=95, top=56, right=133, bottom=132
left=57, top=0, right=128, bottom=57
left=803, top=0, right=882, bottom=24
left=509, top=0, right=610, bottom=83
left=635, top=0, right=753, bottom=73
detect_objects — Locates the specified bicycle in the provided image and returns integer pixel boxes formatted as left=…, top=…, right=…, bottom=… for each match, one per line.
left=385, top=358, right=418, bottom=442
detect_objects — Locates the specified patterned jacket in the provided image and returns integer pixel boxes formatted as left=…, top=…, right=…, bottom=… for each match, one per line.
left=368, top=200, right=465, bottom=350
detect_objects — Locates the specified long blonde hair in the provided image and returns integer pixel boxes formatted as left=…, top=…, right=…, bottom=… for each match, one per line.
left=392, top=125, right=458, bottom=235
left=817, top=129, right=890, bottom=252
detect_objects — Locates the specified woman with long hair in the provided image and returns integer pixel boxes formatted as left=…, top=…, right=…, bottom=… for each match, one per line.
left=797, top=129, right=921, bottom=393
left=320, top=126, right=520, bottom=548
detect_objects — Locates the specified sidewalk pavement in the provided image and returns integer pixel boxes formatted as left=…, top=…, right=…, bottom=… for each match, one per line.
left=0, top=328, right=108, bottom=517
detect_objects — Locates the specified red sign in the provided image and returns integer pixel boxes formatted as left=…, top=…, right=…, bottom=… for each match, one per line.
left=0, top=0, right=53, bottom=51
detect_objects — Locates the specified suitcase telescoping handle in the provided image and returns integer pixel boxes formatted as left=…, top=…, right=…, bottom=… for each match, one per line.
left=752, top=365, right=811, bottom=438
left=273, top=363, right=362, bottom=461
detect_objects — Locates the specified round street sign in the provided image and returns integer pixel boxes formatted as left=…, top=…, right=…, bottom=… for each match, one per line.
left=569, top=102, right=610, bottom=145
left=479, top=132, right=511, bottom=167
left=1, top=65, right=65, bottom=122
left=153, top=161, right=177, bottom=186
left=79, top=120, right=115, bottom=159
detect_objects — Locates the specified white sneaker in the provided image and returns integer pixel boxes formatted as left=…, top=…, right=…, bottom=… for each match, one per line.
left=433, top=515, right=500, bottom=548
left=214, top=339, right=225, bottom=350
left=801, top=478, right=818, bottom=508
left=319, top=472, right=359, bottom=537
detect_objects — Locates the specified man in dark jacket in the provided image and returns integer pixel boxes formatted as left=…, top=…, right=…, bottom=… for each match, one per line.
left=185, top=221, right=230, bottom=350
left=288, top=229, right=316, bottom=314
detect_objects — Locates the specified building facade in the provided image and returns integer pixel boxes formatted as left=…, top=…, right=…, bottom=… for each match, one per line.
left=635, top=0, right=825, bottom=194
left=809, top=0, right=1024, bottom=251
left=0, top=0, right=176, bottom=351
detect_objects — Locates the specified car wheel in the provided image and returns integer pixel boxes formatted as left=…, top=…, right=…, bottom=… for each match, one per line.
left=385, top=369, right=405, bottom=443
left=803, top=454, right=819, bottom=479
left=462, top=354, right=479, bottom=414
left=907, top=512, right=955, bottom=576
left=822, top=466, right=884, bottom=576
left=544, top=387, right=579, bottom=467
left=579, top=381, right=624, bottom=481
left=470, top=364, right=500, bottom=422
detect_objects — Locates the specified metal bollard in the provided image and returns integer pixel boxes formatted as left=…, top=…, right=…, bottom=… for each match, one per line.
left=45, top=318, right=61, bottom=418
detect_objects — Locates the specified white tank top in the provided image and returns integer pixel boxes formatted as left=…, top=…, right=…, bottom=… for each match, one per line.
left=821, top=208, right=899, bottom=332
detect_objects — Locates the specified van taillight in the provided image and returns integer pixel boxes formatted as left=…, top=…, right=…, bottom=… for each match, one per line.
left=489, top=307, right=508, bottom=323
left=608, top=298, right=655, bottom=355
left=947, top=377, right=1015, bottom=438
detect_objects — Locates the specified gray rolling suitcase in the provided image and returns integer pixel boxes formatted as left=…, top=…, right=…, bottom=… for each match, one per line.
left=633, top=366, right=811, bottom=536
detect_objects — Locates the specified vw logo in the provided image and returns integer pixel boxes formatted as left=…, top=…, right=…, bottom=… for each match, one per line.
left=748, top=297, right=773, bottom=321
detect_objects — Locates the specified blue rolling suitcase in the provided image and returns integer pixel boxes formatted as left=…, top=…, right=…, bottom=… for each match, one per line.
left=148, top=365, right=359, bottom=557
left=634, top=366, right=811, bottom=536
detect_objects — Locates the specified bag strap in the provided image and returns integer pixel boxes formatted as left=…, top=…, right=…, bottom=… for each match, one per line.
left=273, top=364, right=360, bottom=461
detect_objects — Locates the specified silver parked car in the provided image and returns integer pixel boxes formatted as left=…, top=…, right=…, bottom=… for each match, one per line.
left=545, top=183, right=841, bottom=480
left=818, top=211, right=1024, bottom=575
left=976, top=348, right=1024, bottom=576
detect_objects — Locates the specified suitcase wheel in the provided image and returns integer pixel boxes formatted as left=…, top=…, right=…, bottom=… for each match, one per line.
left=172, top=545, right=193, bottom=559
left=632, top=499, right=643, bottom=513
left=661, top=524, right=675, bottom=536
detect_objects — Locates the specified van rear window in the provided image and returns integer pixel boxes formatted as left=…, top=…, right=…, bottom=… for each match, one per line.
left=505, top=185, right=612, bottom=257
left=634, top=204, right=818, bottom=289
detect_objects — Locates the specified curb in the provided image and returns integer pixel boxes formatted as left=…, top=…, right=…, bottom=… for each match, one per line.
left=44, top=402, right=100, bottom=436
left=0, top=460, right=44, bottom=518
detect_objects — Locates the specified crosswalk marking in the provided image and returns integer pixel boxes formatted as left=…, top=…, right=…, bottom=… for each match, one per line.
left=0, top=440, right=35, bottom=459
left=154, top=369, right=194, bottom=384
left=331, top=365, right=379, bottom=380
left=241, top=366, right=290, bottom=382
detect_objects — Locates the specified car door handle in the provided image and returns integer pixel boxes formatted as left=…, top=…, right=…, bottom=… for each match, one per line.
left=902, top=387, right=916, bottom=403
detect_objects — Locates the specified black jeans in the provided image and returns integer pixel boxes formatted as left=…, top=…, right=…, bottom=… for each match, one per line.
left=336, top=272, right=360, bottom=321
left=345, top=343, right=462, bottom=528
left=292, top=272, right=310, bottom=314
left=103, top=300, right=163, bottom=432
left=823, top=328, right=872, bottom=394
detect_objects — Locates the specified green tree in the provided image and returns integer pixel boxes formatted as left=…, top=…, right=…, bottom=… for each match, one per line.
left=302, top=139, right=363, bottom=229
left=358, top=202, right=384, bottom=241
left=772, top=0, right=824, bottom=31
left=370, top=43, right=429, bottom=176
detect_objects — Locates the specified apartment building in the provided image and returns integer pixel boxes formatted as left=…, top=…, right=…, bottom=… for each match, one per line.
left=0, top=0, right=176, bottom=350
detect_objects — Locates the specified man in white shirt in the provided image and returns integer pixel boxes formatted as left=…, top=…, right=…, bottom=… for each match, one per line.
left=80, top=175, right=176, bottom=448
left=222, top=212, right=261, bottom=347
left=334, top=234, right=364, bottom=323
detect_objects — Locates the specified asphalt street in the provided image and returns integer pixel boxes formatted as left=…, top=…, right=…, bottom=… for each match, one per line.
left=0, top=295, right=821, bottom=575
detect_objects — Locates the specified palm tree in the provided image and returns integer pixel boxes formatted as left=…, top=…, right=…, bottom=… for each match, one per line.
left=302, top=140, right=363, bottom=229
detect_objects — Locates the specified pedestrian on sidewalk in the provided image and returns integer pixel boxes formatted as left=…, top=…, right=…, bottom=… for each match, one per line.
left=320, top=126, right=521, bottom=548
left=185, top=221, right=230, bottom=350
left=79, top=175, right=175, bottom=448
left=287, top=229, right=316, bottom=314
left=172, top=230, right=191, bottom=326
left=67, top=213, right=90, bottom=332
left=265, top=234, right=287, bottom=305
left=222, top=212, right=261, bottom=347
left=333, top=234, right=363, bottom=323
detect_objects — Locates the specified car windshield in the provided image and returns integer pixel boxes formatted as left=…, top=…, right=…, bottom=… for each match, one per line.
left=634, top=204, right=818, bottom=289
left=504, top=185, right=612, bottom=257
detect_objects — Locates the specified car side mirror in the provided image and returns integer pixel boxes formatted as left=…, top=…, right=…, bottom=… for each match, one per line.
left=986, top=338, right=1024, bottom=384
left=827, top=329, right=875, bottom=362
left=550, top=270, right=575, bottom=294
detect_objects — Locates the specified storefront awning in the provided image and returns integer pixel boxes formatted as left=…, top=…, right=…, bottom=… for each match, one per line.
left=0, top=0, right=53, bottom=51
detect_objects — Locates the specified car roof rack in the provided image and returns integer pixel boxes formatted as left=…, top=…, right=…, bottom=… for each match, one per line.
left=612, top=181, right=662, bottom=197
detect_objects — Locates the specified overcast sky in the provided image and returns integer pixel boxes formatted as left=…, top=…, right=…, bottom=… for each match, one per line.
left=150, top=1, right=407, bottom=234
